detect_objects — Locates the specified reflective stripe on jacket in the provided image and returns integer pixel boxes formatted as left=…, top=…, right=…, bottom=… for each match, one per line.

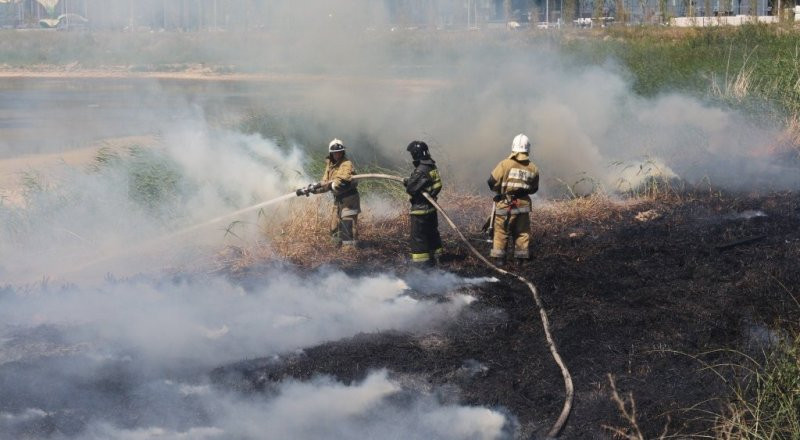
left=488, top=153, right=539, bottom=214
left=406, top=159, right=443, bottom=216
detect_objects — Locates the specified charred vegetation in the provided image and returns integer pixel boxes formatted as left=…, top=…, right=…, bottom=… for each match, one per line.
left=211, top=188, right=800, bottom=438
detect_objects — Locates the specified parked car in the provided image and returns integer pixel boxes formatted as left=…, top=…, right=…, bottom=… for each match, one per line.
left=56, top=13, right=88, bottom=30
left=39, top=13, right=87, bottom=30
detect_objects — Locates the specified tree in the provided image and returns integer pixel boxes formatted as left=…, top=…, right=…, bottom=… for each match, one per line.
left=615, top=0, right=627, bottom=22
left=593, top=0, right=604, bottom=21
left=637, top=0, right=650, bottom=22
left=683, top=0, right=694, bottom=17
left=658, top=0, right=669, bottom=21
left=564, top=0, right=576, bottom=23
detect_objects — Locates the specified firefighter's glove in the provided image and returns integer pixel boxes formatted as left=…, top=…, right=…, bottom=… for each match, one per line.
left=402, top=177, right=409, bottom=187
left=295, top=187, right=307, bottom=197
left=492, top=194, right=503, bottom=203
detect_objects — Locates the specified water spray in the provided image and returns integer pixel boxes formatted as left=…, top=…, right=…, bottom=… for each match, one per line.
left=52, top=191, right=300, bottom=281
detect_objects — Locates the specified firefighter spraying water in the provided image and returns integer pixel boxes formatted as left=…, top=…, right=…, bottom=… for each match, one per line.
left=296, top=139, right=361, bottom=247
left=40, top=139, right=570, bottom=438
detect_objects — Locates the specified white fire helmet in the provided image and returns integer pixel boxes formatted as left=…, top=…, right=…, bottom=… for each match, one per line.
left=511, top=134, right=531, bottom=154
left=328, top=138, right=345, bottom=153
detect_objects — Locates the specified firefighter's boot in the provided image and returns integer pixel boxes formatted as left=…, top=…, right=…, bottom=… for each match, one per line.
left=491, top=256, right=505, bottom=268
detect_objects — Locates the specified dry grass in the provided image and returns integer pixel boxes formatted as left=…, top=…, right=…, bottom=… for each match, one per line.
left=603, top=374, right=671, bottom=440
left=710, top=58, right=756, bottom=103
left=211, top=190, right=663, bottom=275
left=266, top=198, right=340, bottom=266
left=533, top=193, right=652, bottom=238
left=604, top=374, right=649, bottom=440
left=435, top=189, right=492, bottom=234
left=684, top=341, right=800, bottom=440
left=771, top=114, right=800, bottom=163
left=604, top=25, right=705, bottom=42
left=232, top=195, right=413, bottom=271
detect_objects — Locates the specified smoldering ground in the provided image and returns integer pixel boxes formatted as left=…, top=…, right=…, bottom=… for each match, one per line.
left=0, top=269, right=512, bottom=439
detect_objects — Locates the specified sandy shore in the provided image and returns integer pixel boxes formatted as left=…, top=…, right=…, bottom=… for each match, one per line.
left=0, top=65, right=448, bottom=91
left=0, top=135, right=157, bottom=206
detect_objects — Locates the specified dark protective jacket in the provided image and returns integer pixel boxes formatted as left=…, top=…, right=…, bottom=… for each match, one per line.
left=406, top=158, right=443, bottom=215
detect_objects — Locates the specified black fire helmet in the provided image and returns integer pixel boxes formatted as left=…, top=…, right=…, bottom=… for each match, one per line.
left=406, top=140, right=430, bottom=161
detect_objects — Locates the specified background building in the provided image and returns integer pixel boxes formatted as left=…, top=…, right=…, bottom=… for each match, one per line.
left=0, top=0, right=789, bottom=30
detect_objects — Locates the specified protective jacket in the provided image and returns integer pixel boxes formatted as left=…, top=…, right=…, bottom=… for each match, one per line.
left=406, top=158, right=443, bottom=265
left=406, top=158, right=443, bottom=215
left=319, top=156, right=359, bottom=200
left=487, top=152, right=539, bottom=259
left=487, top=153, right=539, bottom=214
left=317, top=154, right=360, bottom=246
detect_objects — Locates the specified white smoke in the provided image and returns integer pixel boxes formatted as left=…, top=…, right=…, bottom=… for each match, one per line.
left=0, top=120, right=308, bottom=284
left=0, top=270, right=507, bottom=439
left=248, top=32, right=795, bottom=194
left=22, top=371, right=508, bottom=440
left=0, top=270, right=476, bottom=367
left=2, top=372, right=509, bottom=440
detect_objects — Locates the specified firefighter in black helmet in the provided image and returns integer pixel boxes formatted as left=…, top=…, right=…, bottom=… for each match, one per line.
left=403, top=141, right=444, bottom=266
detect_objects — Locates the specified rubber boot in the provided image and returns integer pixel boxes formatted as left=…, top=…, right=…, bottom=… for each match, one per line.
left=411, top=259, right=435, bottom=270
left=491, top=257, right=505, bottom=268
left=512, top=258, right=528, bottom=269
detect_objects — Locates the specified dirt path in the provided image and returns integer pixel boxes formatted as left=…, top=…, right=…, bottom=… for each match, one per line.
left=0, top=65, right=448, bottom=91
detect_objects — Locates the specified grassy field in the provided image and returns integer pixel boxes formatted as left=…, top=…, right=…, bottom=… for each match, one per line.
left=559, top=25, right=800, bottom=120
left=2, top=26, right=798, bottom=438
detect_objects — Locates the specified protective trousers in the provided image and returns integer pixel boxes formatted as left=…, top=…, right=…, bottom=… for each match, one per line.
left=410, top=212, right=443, bottom=265
left=490, top=212, right=530, bottom=259
left=330, top=192, right=359, bottom=246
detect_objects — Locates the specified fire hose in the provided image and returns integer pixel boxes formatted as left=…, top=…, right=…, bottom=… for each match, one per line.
left=350, top=173, right=573, bottom=438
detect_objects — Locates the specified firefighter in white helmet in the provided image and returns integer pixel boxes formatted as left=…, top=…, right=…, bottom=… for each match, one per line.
left=296, top=139, right=360, bottom=247
left=487, top=134, right=539, bottom=264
